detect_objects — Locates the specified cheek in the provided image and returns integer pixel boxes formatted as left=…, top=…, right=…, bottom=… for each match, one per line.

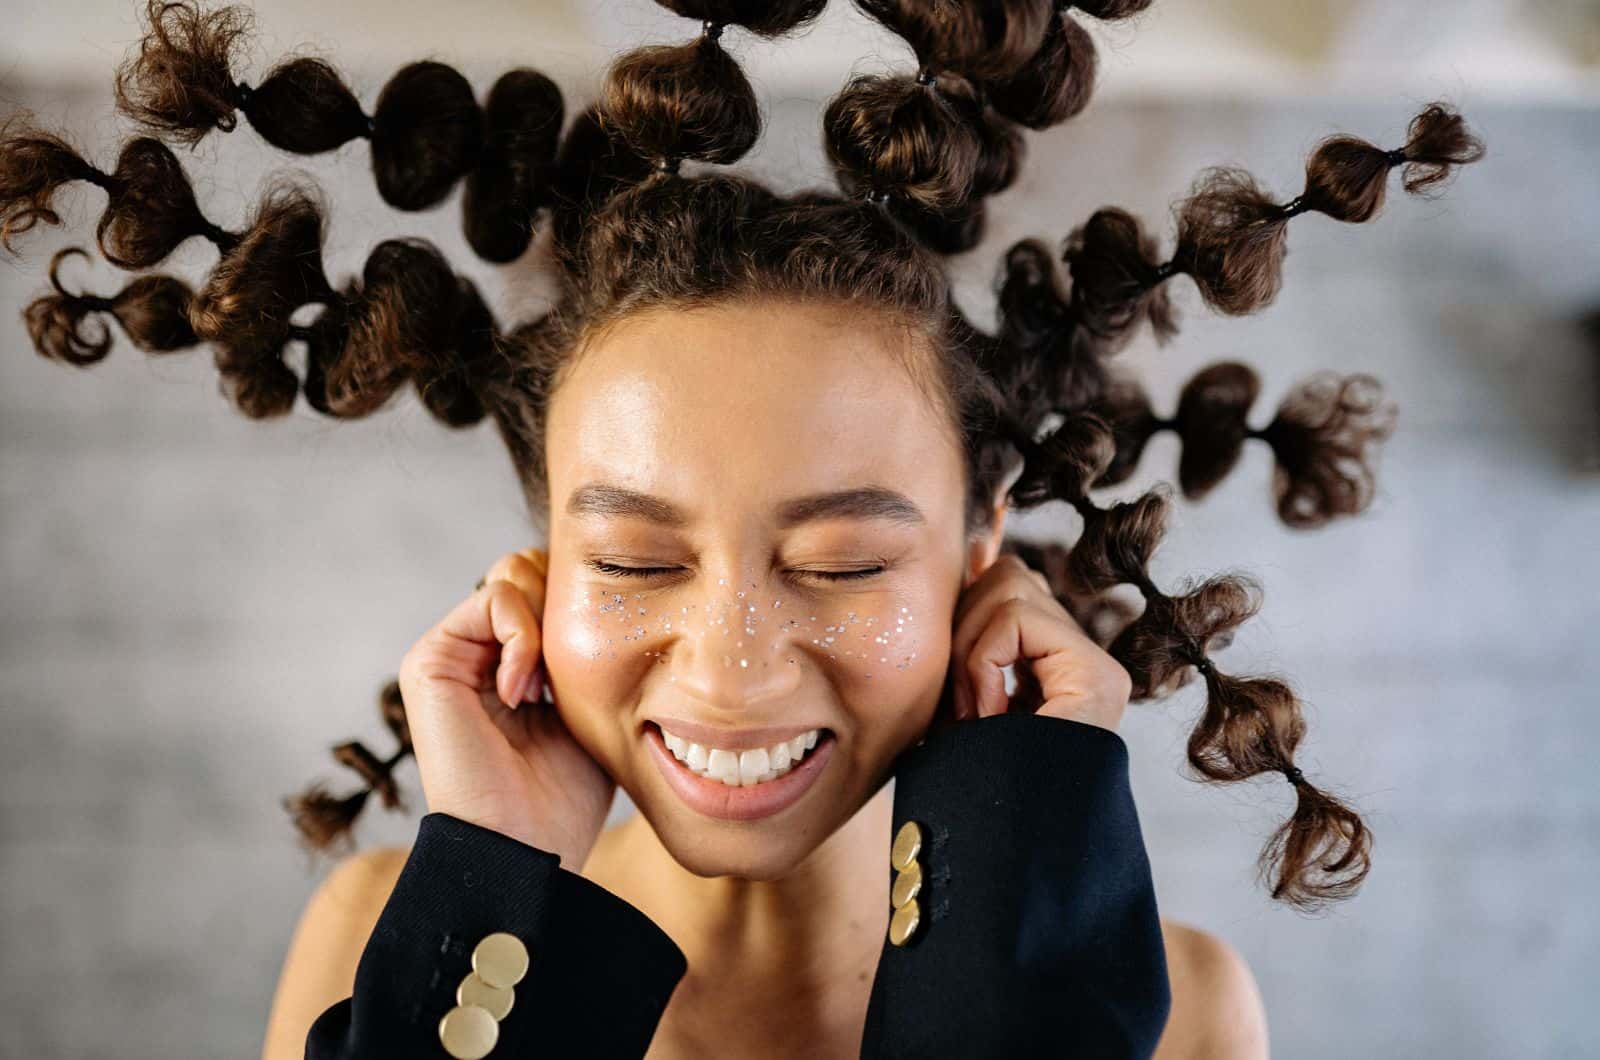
left=828, top=598, right=954, bottom=743
left=540, top=583, right=659, bottom=736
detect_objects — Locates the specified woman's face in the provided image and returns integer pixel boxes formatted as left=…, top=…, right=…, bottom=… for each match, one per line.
left=541, top=297, right=997, bottom=880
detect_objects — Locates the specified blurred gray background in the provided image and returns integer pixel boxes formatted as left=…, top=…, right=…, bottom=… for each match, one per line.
left=3, top=1, right=1598, bottom=1057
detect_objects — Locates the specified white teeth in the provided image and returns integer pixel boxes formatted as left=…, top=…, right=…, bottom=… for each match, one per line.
left=738, top=748, right=770, bottom=786
left=706, top=748, right=739, bottom=784
left=660, top=725, right=823, bottom=788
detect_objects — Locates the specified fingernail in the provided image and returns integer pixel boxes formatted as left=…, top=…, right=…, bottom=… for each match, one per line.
left=522, top=669, right=542, bottom=705
left=508, top=672, right=530, bottom=709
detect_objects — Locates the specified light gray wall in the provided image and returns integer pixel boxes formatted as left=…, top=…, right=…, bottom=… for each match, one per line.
left=2, top=32, right=1598, bottom=1060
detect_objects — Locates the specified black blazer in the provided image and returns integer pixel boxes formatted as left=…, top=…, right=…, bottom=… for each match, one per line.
left=305, top=712, right=1171, bottom=1058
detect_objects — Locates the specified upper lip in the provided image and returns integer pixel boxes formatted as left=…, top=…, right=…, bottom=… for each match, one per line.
left=649, top=718, right=828, bottom=752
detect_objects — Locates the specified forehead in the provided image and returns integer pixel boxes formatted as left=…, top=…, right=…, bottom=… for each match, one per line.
left=545, top=299, right=964, bottom=521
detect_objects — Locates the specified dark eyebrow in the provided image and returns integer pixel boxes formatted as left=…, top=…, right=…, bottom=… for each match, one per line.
left=564, top=483, right=926, bottom=529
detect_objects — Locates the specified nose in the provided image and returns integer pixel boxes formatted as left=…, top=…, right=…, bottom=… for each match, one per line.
left=664, top=584, right=804, bottom=713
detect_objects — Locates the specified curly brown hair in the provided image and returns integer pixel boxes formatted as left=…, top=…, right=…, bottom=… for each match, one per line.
left=2, top=0, right=1485, bottom=912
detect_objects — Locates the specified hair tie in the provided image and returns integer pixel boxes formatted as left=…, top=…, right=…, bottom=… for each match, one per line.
left=196, top=218, right=238, bottom=253
left=233, top=81, right=254, bottom=109
left=361, top=113, right=376, bottom=139
left=1149, top=259, right=1178, bottom=282
left=1124, top=569, right=1160, bottom=600
left=702, top=20, right=725, bottom=40
left=1193, top=656, right=1216, bottom=676
left=1385, top=146, right=1409, bottom=166
left=82, top=167, right=120, bottom=193
left=1281, top=764, right=1305, bottom=785
left=915, top=68, right=939, bottom=86
left=864, top=186, right=892, bottom=207
left=654, top=155, right=682, bottom=176
left=1280, top=194, right=1309, bottom=218
left=75, top=293, right=117, bottom=313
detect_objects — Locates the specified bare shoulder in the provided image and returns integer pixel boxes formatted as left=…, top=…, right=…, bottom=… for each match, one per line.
left=259, top=844, right=412, bottom=1060
left=1151, top=918, right=1270, bottom=1060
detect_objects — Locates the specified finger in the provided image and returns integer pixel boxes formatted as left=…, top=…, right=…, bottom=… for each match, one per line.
left=484, top=549, right=549, bottom=607
left=963, top=597, right=1082, bottom=718
left=479, top=550, right=549, bottom=701
left=436, top=580, right=542, bottom=710
left=949, top=566, right=1064, bottom=718
left=950, top=555, right=1061, bottom=655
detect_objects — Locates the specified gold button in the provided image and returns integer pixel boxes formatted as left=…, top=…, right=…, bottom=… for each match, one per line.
left=891, top=859, right=922, bottom=909
left=888, top=897, right=921, bottom=946
left=472, top=931, right=529, bottom=989
left=438, top=1003, right=499, bottom=1059
left=891, top=820, right=922, bottom=871
left=458, top=971, right=515, bottom=1021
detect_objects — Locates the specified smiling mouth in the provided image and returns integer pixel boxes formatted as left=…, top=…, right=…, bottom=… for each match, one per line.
left=655, top=723, right=827, bottom=786
left=644, top=722, right=837, bottom=822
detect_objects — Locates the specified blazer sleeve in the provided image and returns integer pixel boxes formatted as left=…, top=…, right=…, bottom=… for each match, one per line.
left=859, top=711, right=1172, bottom=1059
left=304, top=811, right=686, bottom=1059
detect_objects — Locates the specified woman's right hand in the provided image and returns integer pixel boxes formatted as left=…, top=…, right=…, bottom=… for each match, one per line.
left=397, top=548, right=615, bottom=870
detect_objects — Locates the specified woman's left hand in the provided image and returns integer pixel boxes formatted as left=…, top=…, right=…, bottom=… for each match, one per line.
left=946, top=554, right=1133, bottom=734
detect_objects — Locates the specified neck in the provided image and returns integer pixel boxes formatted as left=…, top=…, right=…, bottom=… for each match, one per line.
left=604, top=784, right=895, bottom=1049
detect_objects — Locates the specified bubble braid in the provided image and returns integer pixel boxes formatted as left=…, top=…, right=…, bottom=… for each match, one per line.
left=112, top=0, right=563, bottom=260
left=4, top=1, right=1484, bottom=911
left=1063, top=104, right=1487, bottom=350
left=827, top=0, right=1152, bottom=252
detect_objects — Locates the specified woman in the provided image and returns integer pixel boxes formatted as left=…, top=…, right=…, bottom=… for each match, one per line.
left=274, top=307, right=1185, bottom=1058
left=0, top=0, right=1483, bottom=1056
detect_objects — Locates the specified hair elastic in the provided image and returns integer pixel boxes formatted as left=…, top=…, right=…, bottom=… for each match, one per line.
left=82, top=167, right=121, bottom=193
left=196, top=217, right=237, bottom=250
left=70, top=292, right=117, bottom=313
left=233, top=81, right=254, bottom=108
left=702, top=20, right=725, bottom=40
left=1281, top=765, right=1305, bottom=785
left=653, top=155, right=682, bottom=176
left=915, top=68, right=938, bottom=86
left=1385, top=146, right=1409, bottom=166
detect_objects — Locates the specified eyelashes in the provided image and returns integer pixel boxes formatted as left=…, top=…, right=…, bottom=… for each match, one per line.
left=585, top=559, right=884, bottom=583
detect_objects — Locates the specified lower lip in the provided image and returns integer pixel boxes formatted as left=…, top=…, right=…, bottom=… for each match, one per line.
left=645, top=724, right=835, bottom=822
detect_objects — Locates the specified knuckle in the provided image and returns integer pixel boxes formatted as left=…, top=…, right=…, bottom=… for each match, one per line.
left=504, top=552, right=540, bottom=583
left=998, top=594, right=1030, bottom=617
left=484, top=553, right=513, bottom=583
left=998, top=554, right=1030, bottom=575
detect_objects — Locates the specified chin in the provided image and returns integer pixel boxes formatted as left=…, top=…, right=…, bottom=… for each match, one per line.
left=644, top=810, right=838, bottom=881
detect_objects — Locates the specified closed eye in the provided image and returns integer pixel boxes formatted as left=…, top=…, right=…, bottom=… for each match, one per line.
left=585, top=560, right=884, bottom=583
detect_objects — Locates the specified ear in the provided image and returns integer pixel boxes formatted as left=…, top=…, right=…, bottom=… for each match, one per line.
left=962, top=498, right=1008, bottom=588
